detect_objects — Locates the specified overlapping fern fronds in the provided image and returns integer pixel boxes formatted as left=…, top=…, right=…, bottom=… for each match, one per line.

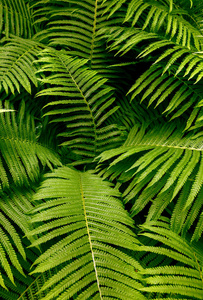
left=0, top=236, right=58, bottom=299
left=36, top=49, right=123, bottom=159
left=33, top=0, right=108, bottom=60
left=31, top=0, right=126, bottom=79
left=128, top=64, right=203, bottom=129
left=26, top=166, right=145, bottom=300
left=0, top=184, right=39, bottom=290
left=99, top=0, right=203, bottom=129
left=100, top=25, right=203, bottom=128
left=0, top=210, right=26, bottom=289
left=0, top=37, right=44, bottom=94
left=125, top=0, right=202, bottom=48
left=97, top=121, right=203, bottom=241
left=0, top=179, right=60, bottom=296
left=2, top=269, right=60, bottom=300
left=137, top=42, right=203, bottom=80
left=0, top=0, right=202, bottom=298
left=138, top=220, right=203, bottom=299
left=104, top=0, right=202, bottom=50
left=0, top=101, right=61, bottom=190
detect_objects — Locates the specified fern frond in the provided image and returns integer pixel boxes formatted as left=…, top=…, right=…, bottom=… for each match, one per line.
left=0, top=37, right=44, bottom=94
left=98, top=24, right=203, bottom=127
left=0, top=186, right=35, bottom=238
left=27, top=166, right=145, bottom=300
left=104, top=0, right=202, bottom=50
left=0, top=183, right=40, bottom=290
left=32, top=0, right=125, bottom=79
left=0, top=0, right=34, bottom=38
left=97, top=122, right=203, bottom=240
left=0, top=180, right=61, bottom=295
left=36, top=49, right=122, bottom=159
left=0, top=222, right=25, bottom=288
left=100, top=26, right=159, bottom=56
left=0, top=236, right=58, bottom=299
left=128, top=63, right=203, bottom=127
left=137, top=42, right=203, bottom=82
left=138, top=221, right=203, bottom=299
left=192, top=212, right=203, bottom=242
left=0, top=101, right=61, bottom=190
left=16, top=269, right=60, bottom=300
left=128, top=1, right=201, bottom=47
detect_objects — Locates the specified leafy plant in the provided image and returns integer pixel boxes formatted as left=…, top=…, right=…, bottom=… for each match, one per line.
left=0, top=0, right=202, bottom=299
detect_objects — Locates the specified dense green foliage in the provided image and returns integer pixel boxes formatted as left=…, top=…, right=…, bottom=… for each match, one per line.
left=0, top=0, right=202, bottom=299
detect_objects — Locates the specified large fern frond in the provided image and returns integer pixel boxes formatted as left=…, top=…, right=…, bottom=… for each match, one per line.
left=97, top=122, right=203, bottom=240
left=26, top=166, right=145, bottom=300
left=36, top=49, right=123, bottom=159
left=127, top=0, right=202, bottom=47
left=138, top=220, right=203, bottom=299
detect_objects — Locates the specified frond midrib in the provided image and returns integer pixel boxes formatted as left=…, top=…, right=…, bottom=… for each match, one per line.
left=0, top=42, right=39, bottom=88
left=0, top=134, right=56, bottom=154
left=57, top=53, right=98, bottom=155
left=17, top=273, right=40, bottom=300
left=137, top=143, right=203, bottom=151
left=128, top=136, right=203, bottom=151
left=79, top=173, right=103, bottom=299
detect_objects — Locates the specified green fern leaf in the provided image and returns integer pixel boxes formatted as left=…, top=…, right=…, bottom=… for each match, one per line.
left=0, top=235, right=59, bottom=299
left=138, top=42, right=203, bottom=81
left=0, top=37, right=44, bottom=94
left=192, top=212, right=203, bottom=242
left=97, top=122, right=203, bottom=240
left=0, top=184, right=40, bottom=290
left=104, top=0, right=202, bottom=48
left=0, top=0, right=34, bottom=38
left=27, top=166, right=145, bottom=300
left=138, top=221, right=203, bottom=299
left=32, top=0, right=125, bottom=79
left=36, top=49, right=122, bottom=159
left=128, top=64, right=203, bottom=127
left=0, top=101, right=61, bottom=190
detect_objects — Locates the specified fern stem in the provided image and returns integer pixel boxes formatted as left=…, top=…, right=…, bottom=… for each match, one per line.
left=58, top=54, right=98, bottom=155
left=17, top=274, right=41, bottom=299
left=80, top=174, right=103, bottom=299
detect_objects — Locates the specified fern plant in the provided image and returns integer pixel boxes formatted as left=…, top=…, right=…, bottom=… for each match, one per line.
left=138, top=219, right=203, bottom=299
left=97, top=120, right=203, bottom=241
left=27, top=166, right=145, bottom=299
left=0, top=0, right=202, bottom=299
